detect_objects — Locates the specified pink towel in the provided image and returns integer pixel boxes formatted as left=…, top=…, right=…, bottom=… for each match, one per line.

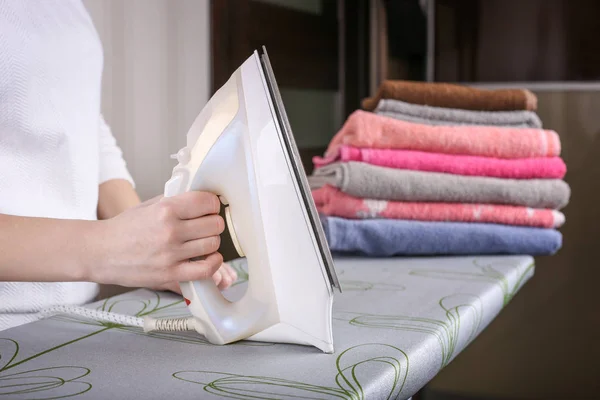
left=313, top=185, right=565, bottom=229
left=323, top=110, right=561, bottom=159
left=314, top=145, right=567, bottom=179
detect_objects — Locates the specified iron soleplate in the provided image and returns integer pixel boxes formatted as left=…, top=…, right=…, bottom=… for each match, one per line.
left=258, top=46, right=341, bottom=293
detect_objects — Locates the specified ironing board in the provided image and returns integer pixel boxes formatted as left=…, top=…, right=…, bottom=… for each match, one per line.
left=0, top=255, right=533, bottom=399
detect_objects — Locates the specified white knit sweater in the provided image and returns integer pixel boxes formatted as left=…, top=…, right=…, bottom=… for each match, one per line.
left=0, top=0, right=134, bottom=330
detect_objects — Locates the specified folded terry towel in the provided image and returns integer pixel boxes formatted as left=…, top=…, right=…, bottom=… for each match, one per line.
left=320, top=216, right=562, bottom=256
left=308, top=162, right=571, bottom=210
left=374, top=98, right=542, bottom=128
left=313, top=145, right=566, bottom=179
left=362, top=80, right=537, bottom=112
left=313, top=185, right=564, bottom=228
left=323, top=111, right=560, bottom=160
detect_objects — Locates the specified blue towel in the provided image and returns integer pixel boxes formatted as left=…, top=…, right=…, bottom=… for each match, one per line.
left=320, top=216, right=562, bottom=256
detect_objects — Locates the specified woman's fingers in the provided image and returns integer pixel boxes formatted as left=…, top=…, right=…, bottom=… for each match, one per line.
left=212, top=270, right=223, bottom=287
left=167, top=191, right=221, bottom=220
left=179, top=235, right=221, bottom=260
left=179, top=214, right=225, bottom=242
left=221, top=263, right=238, bottom=287
left=173, top=252, right=223, bottom=282
left=225, top=263, right=238, bottom=282
left=212, top=263, right=237, bottom=290
left=216, top=266, right=230, bottom=290
left=158, top=261, right=237, bottom=296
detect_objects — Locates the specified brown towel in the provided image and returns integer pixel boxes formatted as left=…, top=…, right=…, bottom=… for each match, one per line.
left=362, top=80, right=537, bottom=112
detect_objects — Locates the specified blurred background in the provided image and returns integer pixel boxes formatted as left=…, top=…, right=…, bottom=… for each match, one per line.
left=84, top=0, right=599, bottom=398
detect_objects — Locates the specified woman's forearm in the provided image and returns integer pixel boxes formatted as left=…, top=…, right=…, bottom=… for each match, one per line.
left=0, top=180, right=141, bottom=282
left=97, top=179, right=141, bottom=220
left=0, top=213, right=102, bottom=282
left=0, top=191, right=226, bottom=289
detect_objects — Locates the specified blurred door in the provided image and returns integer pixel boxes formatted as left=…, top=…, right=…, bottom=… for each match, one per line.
left=211, top=0, right=370, bottom=261
left=211, top=0, right=370, bottom=172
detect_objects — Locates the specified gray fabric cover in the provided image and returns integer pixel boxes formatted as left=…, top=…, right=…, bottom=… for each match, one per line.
left=0, top=255, right=534, bottom=400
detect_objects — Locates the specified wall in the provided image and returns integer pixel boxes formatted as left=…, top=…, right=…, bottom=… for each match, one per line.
left=83, top=0, right=211, bottom=201
left=85, top=0, right=339, bottom=196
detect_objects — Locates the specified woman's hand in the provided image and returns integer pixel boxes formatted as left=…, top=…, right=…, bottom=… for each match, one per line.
left=90, top=191, right=226, bottom=290
left=153, top=262, right=238, bottom=294
left=212, top=262, right=238, bottom=290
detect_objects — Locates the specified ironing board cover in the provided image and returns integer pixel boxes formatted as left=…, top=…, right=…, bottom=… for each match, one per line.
left=0, top=255, right=533, bottom=399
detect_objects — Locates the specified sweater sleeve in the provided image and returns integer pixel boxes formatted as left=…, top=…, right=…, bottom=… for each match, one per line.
left=98, top=114, right=135, bottom=187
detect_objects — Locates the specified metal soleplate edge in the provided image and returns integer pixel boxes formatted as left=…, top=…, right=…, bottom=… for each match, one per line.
left=258, top=46, right=341, bottom=293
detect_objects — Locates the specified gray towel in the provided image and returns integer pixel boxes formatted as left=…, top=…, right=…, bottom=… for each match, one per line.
left=309, top=162, right=570, bottom=210
left=374, top=99, right=543, bottom=128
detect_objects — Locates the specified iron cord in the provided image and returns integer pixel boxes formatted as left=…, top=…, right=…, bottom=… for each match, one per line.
left=38, top=305, right=195, bottom=333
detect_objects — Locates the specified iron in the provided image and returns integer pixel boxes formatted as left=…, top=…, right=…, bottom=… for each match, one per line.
left=163, top=47, right=341, bottom=353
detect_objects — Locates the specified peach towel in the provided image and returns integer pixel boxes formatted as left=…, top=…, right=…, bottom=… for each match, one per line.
left=313, top=185, right=565, bottom=229
left=324, top=110, right=560, bottom=160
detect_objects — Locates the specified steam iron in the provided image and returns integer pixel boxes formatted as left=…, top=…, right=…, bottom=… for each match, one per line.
left=164, top=47, right=341, bottom=353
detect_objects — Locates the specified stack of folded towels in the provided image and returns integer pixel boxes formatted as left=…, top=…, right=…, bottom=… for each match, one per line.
left=308, top=80, right=570, bottom=257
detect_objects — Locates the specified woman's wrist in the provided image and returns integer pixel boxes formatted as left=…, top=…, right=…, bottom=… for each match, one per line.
left=74, top=219, right=111, bottom=284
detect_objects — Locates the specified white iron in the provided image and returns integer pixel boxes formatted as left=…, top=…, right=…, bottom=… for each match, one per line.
left=163, top=47, right=341, bottom=353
